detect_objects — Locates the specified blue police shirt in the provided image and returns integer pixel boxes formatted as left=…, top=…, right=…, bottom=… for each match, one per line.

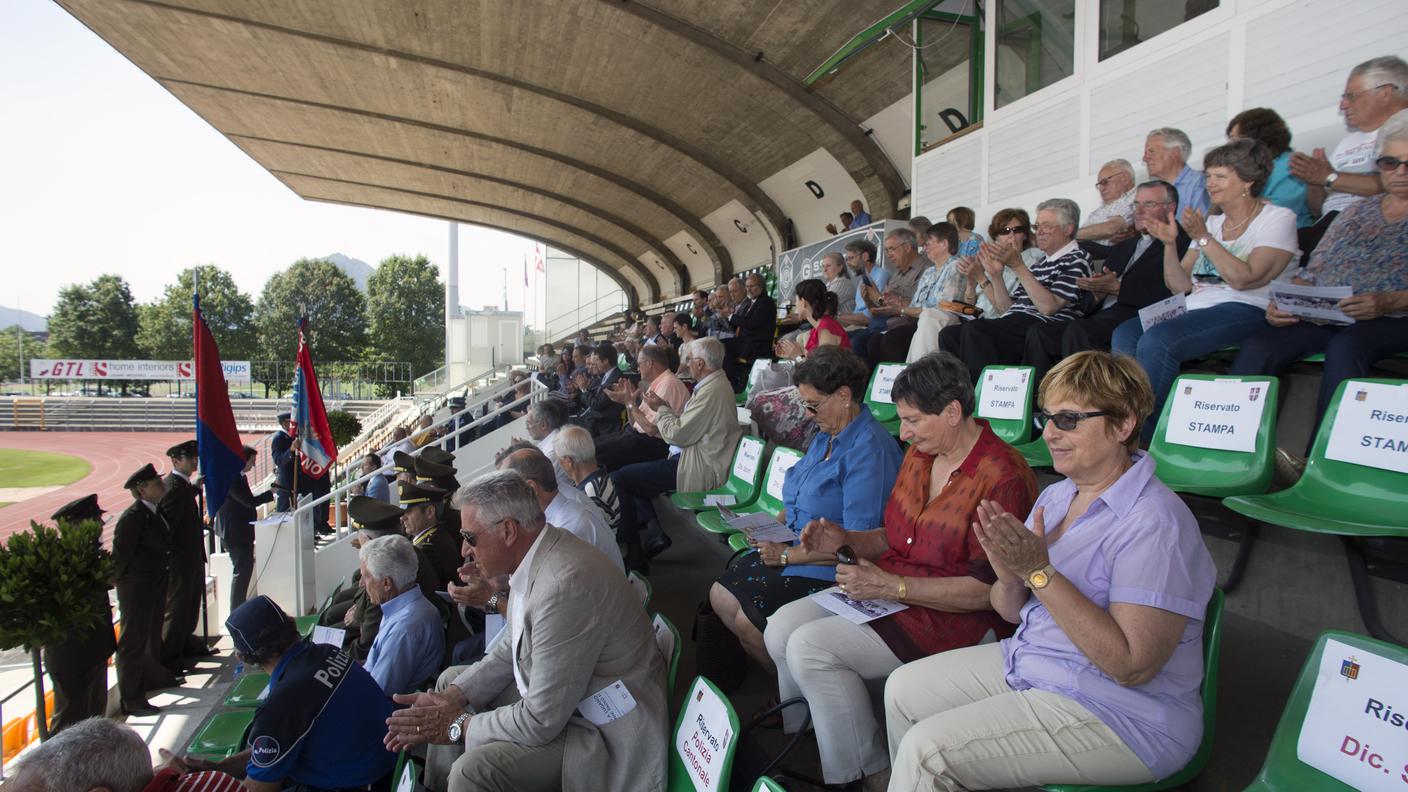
left=245, top=640, right=397, bottom=787
left=779, top=409, right=902, bottom=582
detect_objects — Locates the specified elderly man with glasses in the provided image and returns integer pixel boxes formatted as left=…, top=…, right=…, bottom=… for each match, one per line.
left=1076, top=159, right=1139, bottom=256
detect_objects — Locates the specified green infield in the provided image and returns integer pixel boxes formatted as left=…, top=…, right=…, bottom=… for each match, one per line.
left=0, top=449, right=93, bottom=489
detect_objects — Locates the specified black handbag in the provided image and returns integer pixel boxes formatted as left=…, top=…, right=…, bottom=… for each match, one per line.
left=691, top=600, right=748, bottom=694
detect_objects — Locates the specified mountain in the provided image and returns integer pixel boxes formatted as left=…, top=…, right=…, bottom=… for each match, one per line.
left=0, top=305, right=47, bottom=332
left=324, top=253, right=373, bottom=291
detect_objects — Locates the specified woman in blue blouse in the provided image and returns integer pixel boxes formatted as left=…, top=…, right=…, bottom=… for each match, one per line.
left=711, top=346, right=902, bottom=676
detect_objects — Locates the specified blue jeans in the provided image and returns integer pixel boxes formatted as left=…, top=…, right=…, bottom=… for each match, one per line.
left=611, top=456, right=679, bottom=549
left=1111, top=302, right=1267, bottom=441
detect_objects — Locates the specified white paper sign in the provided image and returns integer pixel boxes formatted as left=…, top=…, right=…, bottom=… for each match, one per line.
left=677, top=679, right=734, bottom=792
left=1271, top=282, right=1355, bottom=325
left=1295, top=637, right=1408, bottom=791
left=871, top=363, right=904, bottom=404
left=1324, top=381, right=1408, bottom=474
left=396, top=761, right=415, bottom=792
left=764, top=452, right=803, bottom=501
left=310, top=625, right=345, bottom=647
left=736, top=406, right=753, bottom=425
left=703, top=494, right=737, bottom=507
left=732, top=438, right=764, bottom=481
left=811, top=587, right=909, bottom=624
left=577, top=680, right=638, bottom=726
left=1162, top=378, right=1267, bottom=453
left=1138, top=293, right=1187, bottom=331
left=977, top=368, right=1031, bottom=421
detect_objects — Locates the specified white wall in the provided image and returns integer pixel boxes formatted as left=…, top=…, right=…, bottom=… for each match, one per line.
left=911, top=0, right=1408, bottom=235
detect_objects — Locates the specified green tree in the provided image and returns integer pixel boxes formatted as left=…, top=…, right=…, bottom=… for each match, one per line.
left=366, top=254, right=444, bottom=379
left=47, top=275, right=142, bottom=393
left=254, top=259, right=367, bottom=394
left=137, top=265, right=256, bottom=362
left=0, top=326, right=46, bottom=382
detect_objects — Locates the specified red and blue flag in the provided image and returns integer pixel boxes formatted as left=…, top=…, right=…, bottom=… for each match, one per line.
left=291, top=319, right=337, bottom=478
left=194, top=294, right=245, bottom=519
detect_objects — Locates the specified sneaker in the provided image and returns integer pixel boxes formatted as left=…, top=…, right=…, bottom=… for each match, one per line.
left=1273, top=447, right=1306, bottom=489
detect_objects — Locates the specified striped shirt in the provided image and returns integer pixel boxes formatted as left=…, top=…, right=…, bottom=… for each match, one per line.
left=580, top=468, right=622, bottom=544
left=1007, top=241, right=1091, bottom=322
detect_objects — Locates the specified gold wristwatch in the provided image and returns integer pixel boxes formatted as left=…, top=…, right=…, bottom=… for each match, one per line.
left=1024, top=564, right=1057, bottom=590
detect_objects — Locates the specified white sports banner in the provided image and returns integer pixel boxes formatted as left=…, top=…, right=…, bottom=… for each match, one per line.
left=30, top=358, right=252, bottom=383
left=1324, top=381, right=1408, bottom=474
left=1163, top=378, right=1267, bottom=453
left=1295, top=637, right=1408, bottom=790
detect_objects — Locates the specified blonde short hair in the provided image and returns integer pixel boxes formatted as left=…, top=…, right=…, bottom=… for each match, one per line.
left=1039, top=352, right=1153, bottom=451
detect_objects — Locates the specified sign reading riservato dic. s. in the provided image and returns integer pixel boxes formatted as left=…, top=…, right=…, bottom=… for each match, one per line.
left=30, top=359, right=252, bottom=383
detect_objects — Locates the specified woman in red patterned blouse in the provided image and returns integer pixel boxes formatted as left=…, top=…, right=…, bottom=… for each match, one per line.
left=764, top=351, right=1037, bottom=787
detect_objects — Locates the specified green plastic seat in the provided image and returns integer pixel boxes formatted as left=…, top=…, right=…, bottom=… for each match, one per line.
left=1014, top=436, right=1053, bottom=469
left=667, top=676, right=741, bottom=792
left=186, top=708, right=256, bottom=761
left=1224, top=378, right=1408, bottom=538
left=223, top=671, right=272, bottom=708
left=1148, top=374, right=1280, bottom=498
left=1043, top=589, right=1224, bottom=792
left=753, top=777, right=787, bottom=791
left=671, top=435, right=768, bottom=511
left=696, top=447, right=804, bottom=535
left=864, top=362, right=907, bottom=436
left=392, top=749, right=419, bottom=791
left=1242, top=630, right=1408, bottom=791
left=974, top=365, right=1036, bottom=445
left=628, top=570, right=653, bottom=609
left=293, top=614, right=318, bottom=637
left=727, top=533, right=750, bottom=553
left=653, top=612, right=683, bottom=691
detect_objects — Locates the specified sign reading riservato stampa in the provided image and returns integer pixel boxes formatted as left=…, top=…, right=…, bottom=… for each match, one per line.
left=1296, top=637, right=1408, bottom=790
left=31, top=358, right=252, bottom=383
left=1324, top=381, right=1408, bottom=475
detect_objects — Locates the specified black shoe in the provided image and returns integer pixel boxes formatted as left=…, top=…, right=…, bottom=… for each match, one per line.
left=122, top=701, right=161, bottom=717
left=643, top=534, right=672, bottom=561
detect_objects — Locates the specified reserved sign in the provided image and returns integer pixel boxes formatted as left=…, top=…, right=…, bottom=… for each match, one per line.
left=1163, top=378, right=1267, bottom=453
left=765, top=452, right=803, bottom=501
left=676, top=679, right=734, bottom=792
left=1324, top=381, right=1408, bottom=475
left=1296, top=637, right=1408, bottom=790
left=871, top=363, right=904, bottom=404
left=977, top=367, right=1031, bottom=421
left=732, top=437, right=765, bottom=481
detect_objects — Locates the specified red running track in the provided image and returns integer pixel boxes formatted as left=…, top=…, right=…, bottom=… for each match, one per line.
left=0, top=432, right=266, bottom=543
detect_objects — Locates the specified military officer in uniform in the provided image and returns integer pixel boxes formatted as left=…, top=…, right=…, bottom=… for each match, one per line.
left=110, top=464, right=176, bottom=716
left=392, top=450, right=419, bottom=487
left=398, top=478, right=463, bottom=589
left=45, top=494, right=117, bottom=731
left=159, top=440, right=212, bottom=676
left=215, top=445, right=273, bottom=612
left=270, top=411, right=295, bottom=511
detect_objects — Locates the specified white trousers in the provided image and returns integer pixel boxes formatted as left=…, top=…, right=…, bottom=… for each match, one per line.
left=885, top=643, right=1155, bottom=791
left=764, top=597, right=902, bottom=784
left=907, top=308, right=962, bottom=362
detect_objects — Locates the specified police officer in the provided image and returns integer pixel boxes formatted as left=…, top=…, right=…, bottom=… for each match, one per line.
left=184, top=596, right=396, bottom=788
left=159, top=440, right=211, bottom=675
left=270, top=411, right=295, bottom=511
left=110, top=464, right=176, bottom=716
left=44, top=494, right=116, bottom=731
left=215, top=445, right=273, bottom=612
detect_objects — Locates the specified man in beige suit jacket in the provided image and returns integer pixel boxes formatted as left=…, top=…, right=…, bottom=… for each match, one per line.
left=385, top=470, right=668, bottom=792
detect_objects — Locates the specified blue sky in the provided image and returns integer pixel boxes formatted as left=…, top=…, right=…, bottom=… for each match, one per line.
left=1, top=1, right=539, bottom=318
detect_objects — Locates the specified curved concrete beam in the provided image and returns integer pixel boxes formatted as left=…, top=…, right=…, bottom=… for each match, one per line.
left=118, top=0, right=789, bottom=236
left=237, top=133, right=694, bottom=288
left=273, top=169, right=663, bottom=302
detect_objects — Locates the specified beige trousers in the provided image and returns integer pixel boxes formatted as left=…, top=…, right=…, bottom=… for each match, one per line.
left=885, top=644, right=1155, bottom=791
left=425, top=666, right=566, bottom=792
left=906, top=308, right=961, bottom=363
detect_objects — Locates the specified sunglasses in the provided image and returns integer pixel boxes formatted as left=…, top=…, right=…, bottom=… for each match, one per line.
left=802, top=391, right=839, bottom=414
left=836, top=545, right=858, bottom=565
left=459, top=518, right=511, bottom=546
left=1376, top=156, right=1408, bottom=172
left=1035, top=410, right=1108, bottom=431
left=994, top=224, right=1028, bottom=236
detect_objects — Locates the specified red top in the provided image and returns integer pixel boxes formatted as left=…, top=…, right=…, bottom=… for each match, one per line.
left=806, top=315, right=851, bottom=351
left=143, top=768, right=246, bottom=792
left=870, top=420, right=1038, bottom=662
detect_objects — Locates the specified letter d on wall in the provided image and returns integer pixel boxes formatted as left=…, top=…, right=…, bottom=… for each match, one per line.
left=805, top=180, right=824, bottom=199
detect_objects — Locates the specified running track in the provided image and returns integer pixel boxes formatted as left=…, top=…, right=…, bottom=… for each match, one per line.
left=0, top=432, right=264, bottom=543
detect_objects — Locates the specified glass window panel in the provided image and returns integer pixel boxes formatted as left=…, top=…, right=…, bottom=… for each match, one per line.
left=994, top=0, right=1075, bottom=109
left=1099, top=0, right=1219, bottom=61
left=917, top=14, right=979, bottom=150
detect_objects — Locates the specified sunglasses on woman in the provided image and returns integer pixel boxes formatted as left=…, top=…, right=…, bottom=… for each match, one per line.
left=993, top=224, right=1028, bottom=236
left=1034, top=410, right=1107, bottom=431
left=1376, top=156, right=1408, bottom=172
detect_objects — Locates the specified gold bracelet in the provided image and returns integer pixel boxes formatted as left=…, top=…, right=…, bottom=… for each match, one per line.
left=896, top=576, right=907, bottom=601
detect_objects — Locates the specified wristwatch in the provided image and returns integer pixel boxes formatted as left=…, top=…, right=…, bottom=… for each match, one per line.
left=1024, top=564, right=1058, bottom=590
left=779, top=550, right=790, bottom=566
left=1195, top=237, right=1211, bottom=248
left=1324, top=171, right=1340, bottom=190
left=447, top=712, right=471, bottom=743
left=484, top=591, right=504, bottom=614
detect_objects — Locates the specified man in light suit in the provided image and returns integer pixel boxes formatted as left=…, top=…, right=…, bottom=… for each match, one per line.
left=384, top=470, right=668, bottom=792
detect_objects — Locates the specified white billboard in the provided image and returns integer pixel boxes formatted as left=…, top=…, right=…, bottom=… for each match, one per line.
left=29, top=359, right=252, bottom=383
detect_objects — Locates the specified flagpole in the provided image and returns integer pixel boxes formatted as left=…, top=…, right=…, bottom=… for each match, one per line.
left=192, top=267, right=211, bottom=649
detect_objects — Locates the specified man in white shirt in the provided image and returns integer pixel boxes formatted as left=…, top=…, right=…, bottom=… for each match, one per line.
left=1077, top=159, right=1137, bottom=253
left=499, top=447, right=623, bottom=571
left=522, top=399, right=575, bottom=491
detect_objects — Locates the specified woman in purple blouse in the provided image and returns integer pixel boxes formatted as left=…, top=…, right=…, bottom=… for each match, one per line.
left=884, top=351, right=1216, bottom=790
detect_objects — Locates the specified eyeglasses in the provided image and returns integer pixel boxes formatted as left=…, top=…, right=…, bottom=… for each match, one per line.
left=1035, top=410, right=1108, bottom=431
left=1094, top=176, right=1119, bottom=188
left=802, top=391, right=840, bottom=414
left=1341, top=83, right=1395, bottom=103
left=1133, top=200, right=1172, bottom=210
left=1376, top=156, right=1408, bottom=173
left=1034, top=223, right=1065, bottom=233
left=459, top=518, right=510, bottom=546
left=993, top=224, right=1028, bottom=236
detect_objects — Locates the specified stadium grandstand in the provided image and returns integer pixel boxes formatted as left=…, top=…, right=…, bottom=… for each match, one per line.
left=2, top=2, right=1406, bottom=791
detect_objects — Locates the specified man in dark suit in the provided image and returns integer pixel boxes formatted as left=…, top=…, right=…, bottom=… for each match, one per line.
left=571, top=342, right=625, bottom=437
left=159, top=440, right=211, bottom=675
left=109, top=464, right=175, bottom=716
left=44, top=494, right=116, bottom=731
left=214, top=445, right=273, bottom=612
left=1023, top=179, right=1192, bottom=383
left=724, top=272, right=778, bottom=390
left=270, top=412, right=295, bottom=511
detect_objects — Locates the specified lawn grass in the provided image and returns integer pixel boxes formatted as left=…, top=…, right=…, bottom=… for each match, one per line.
left=0, top=449, right=92, bottom=488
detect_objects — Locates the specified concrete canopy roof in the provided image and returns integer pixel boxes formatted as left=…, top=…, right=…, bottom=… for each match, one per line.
left=58, top=0, right=918, bottom=305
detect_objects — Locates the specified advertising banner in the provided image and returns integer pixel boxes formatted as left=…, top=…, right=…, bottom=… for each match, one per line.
left=30, top=359, right=252, bottom=382
left=774, top=220, right=910, bottom=303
